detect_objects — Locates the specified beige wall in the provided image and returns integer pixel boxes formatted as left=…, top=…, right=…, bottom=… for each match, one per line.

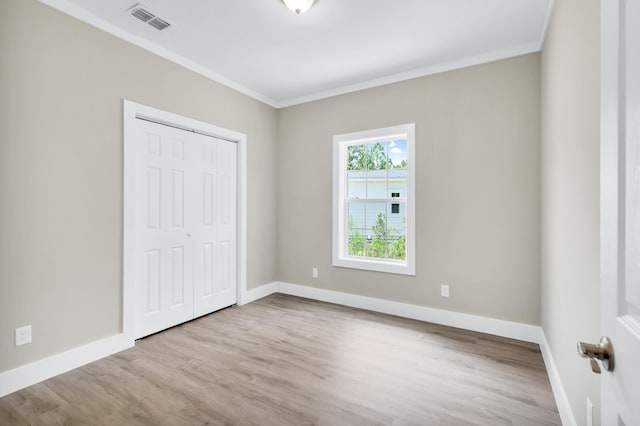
left=277, top=54, right=541, bottom=325
left=540, top=0, right=601, bottom=424
left=0, top=0, right=277, bottom=372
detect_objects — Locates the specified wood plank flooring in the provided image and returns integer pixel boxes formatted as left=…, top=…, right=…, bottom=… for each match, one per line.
left=0, top=294, right=560, bottom=425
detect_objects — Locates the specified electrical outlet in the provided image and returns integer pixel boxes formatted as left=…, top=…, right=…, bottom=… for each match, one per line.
left=586, top=397, right=593, bottom=426
left=312, top=268, right=319, bottom=278
left=15, top=325, right=32, bottom=347
left=441, top=284, right=450, bottom=297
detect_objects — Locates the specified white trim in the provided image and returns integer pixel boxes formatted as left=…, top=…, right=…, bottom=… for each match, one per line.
left=37, top=0, right=277, bottom=107
left=275, top=282, right=541, bottom=343
left=237, top=135, right=249, bottom=306
left=240, top=282, right=279, bottom=305
left=122, top=100, right=248, bottom=339
left=333, top=124, right=416, bottom=276
left=122, top=101, right=136, bottom=343
left=537, top=0, right=556, bottom=50
left=276, top=43, right=540, bottom=108
left=37, top=0, right=542, bottom=109
left=0, top=334, right=133, bottom=398
left=539, top=331, right=578, bottom=426
left=233, top=281, right=543, bottom=343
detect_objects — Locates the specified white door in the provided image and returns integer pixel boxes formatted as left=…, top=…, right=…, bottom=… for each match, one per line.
left=133, top=118, right=237, bottom=339
left=601, top=0, right=640, bottom=424
left=192, top=131, right=237, bottom=317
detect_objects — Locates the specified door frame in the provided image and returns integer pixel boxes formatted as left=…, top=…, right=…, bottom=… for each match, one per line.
left=601, top=0, right=627, bottom=423
left=122, top=100, right=248, bottom=342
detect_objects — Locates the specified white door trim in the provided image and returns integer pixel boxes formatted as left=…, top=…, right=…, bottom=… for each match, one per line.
left=600, top=0, right=620, bottom=422
left=123, top=100, right=248, bottom=341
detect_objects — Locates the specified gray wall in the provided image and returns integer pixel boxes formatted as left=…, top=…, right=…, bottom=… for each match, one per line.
left=0, top=0, right=277, bottom=372
left=277, top=54, right=541, bottom=325
left=540, top=0, right=601, bottom=424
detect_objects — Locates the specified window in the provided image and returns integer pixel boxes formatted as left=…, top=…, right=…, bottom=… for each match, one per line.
left=333, top=124, right=415, bottom=275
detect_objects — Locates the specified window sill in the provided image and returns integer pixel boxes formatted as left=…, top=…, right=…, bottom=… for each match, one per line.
left=333, top=257, right=415, bottom=276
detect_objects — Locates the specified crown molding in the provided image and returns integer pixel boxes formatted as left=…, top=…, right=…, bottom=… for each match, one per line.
left=275, top=42, right=541, bottom=108
left=37, top=0, right=279, bottom=107
left=39, top=0, right=548, bottom=109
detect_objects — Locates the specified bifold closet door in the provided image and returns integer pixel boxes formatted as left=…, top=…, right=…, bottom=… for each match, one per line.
left=192, top=133, right=237, bottom=318
left=133, top=119, right=237, bottom=339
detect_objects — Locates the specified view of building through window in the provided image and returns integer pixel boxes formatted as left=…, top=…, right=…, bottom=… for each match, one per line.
left=346, top=139, right=407, bottom=261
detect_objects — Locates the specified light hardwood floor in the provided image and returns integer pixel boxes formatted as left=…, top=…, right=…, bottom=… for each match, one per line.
left=0, top=294, right=560, bottom=425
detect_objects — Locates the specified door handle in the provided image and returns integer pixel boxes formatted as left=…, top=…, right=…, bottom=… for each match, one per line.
left=577, top=336, right=614, bottom=374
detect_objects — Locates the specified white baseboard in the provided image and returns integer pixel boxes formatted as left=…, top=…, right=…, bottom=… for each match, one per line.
left=0, top=333, right=133, bottom=398
left=539, top=331, right=577, bottom=426
left=275, top=281, right=542, bottom=343
left=240, top=282, right=278, bottom=305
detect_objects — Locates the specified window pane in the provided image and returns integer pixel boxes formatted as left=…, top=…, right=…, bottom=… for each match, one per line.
left=348, top=201, right=390, bottom=259
left=367, top=141, right=390, bottom=170
left=347, top=144, right=369, bottom=171
left=347, top=169, right=365, bottom=199
left=347, top=203, right=366, bottom=227
left=364, top=202, right=387, bottom=259
left=347, top=203, right=366, bottom=256
left=365, top=142, right=388, bottom=198
left=366, top=169, right=389, bottom=198
left=389, top=138, right=407, bottom=170
left=389, top=138, right=407, bottom=199
left=347, top=202, right=409, bottom=260
left=389, top=169, right=407, bottom=198
left=386, top=202, right=406, bottom=260
left=347, top=225, right=366, bottom=256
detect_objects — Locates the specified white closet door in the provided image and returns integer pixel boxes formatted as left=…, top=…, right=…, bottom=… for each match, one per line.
left=134, top=120, right=195, bottom=338
left=133, top=118, right=237, bottom=339
left=193, top=135, right=237, bottom=317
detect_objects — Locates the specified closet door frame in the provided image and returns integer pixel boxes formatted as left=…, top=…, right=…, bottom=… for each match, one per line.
left=122, top=100, right=247, bottom=341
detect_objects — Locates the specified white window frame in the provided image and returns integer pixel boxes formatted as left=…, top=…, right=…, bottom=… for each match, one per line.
left=332, top=123, right=415, bottom=275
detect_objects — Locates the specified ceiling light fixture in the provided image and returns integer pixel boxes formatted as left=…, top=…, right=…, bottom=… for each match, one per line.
left=282, top=0, right=316, bottom=15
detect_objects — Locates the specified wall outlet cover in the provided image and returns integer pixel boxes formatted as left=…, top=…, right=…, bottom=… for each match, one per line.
left=15, top=325, right=32, bottom=346
left=441, top=284, right=450, bottom=297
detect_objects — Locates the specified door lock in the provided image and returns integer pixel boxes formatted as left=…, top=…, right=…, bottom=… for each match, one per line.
left=577, top=336, right=614, bottom=374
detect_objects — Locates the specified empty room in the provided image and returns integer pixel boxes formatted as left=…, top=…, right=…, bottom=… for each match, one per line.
left=1, top=0, right=637, bottom=425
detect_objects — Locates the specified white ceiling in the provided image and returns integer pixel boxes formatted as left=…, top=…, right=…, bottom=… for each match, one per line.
left=39, top=0, right=552, bottom=108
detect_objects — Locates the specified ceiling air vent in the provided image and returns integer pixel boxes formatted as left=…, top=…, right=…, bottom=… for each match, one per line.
left=127, top=4, right=172, bottom=31
left=148, top=17, right=171, bottom=31
left=129, top=4, right=154, bottom=22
